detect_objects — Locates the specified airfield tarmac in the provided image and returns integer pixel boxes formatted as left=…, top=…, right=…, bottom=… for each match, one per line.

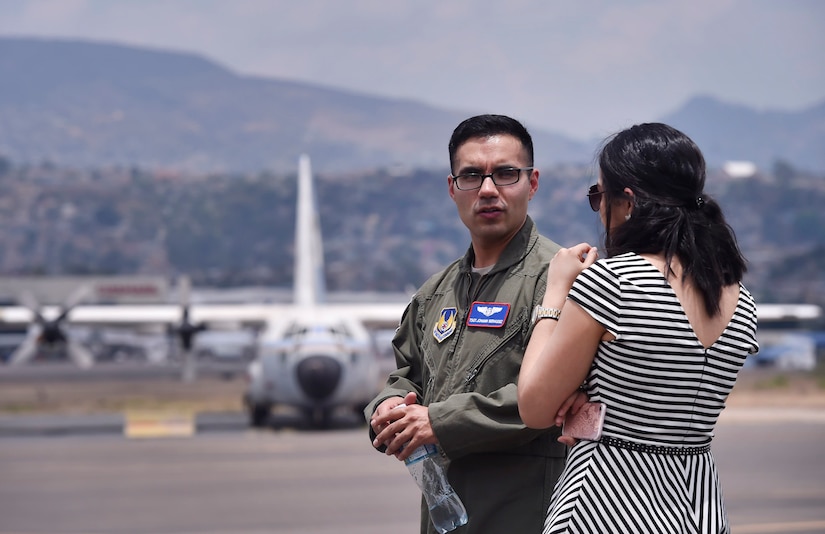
left=1, top=362, right=823, bottom=415
left=0, top=364, right=824, bottom=533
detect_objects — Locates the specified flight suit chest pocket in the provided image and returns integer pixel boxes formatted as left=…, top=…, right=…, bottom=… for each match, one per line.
left=461, top=327, right=526, bottom=393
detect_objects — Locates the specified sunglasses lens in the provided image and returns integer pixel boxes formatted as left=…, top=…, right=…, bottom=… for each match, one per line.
left=587, top=185, right=602, bottom=211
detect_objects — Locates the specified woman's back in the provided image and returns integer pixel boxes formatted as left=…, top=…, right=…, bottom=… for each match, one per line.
left=542, top=252, right=758, bottom=533
left=641, top=253, right=742, bottom=350
left=573, top=252, right=758, bottom=444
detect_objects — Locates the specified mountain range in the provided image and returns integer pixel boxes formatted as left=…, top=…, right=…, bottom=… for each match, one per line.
left=0, top=36, right=823, bottom=174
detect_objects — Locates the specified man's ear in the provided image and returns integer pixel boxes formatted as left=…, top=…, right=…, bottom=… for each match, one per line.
left=528, top=169, right=539, bottom=200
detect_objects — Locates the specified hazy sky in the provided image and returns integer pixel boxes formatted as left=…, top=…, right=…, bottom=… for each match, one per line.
left=2, top=0, right=823, bottom=140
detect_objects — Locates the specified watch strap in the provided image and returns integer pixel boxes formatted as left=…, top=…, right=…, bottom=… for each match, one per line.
left=532, top=305, right=561, bottom=325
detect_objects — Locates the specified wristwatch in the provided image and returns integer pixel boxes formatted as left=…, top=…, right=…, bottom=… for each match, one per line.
left=531, top=305, right=561, bottom=326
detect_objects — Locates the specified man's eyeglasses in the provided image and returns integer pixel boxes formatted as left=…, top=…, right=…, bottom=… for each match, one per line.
left=587, top=184, right=603, bottom=212
left=451, top=167, right=533, bottom=191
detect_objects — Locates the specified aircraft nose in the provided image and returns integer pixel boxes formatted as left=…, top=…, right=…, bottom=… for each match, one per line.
left=295, top=355, right=342, bottom=399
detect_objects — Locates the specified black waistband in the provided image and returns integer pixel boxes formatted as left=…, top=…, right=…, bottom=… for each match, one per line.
left=599, top=436, right=711, bottom=456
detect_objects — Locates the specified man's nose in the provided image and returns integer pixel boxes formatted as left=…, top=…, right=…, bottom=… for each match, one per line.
left=478, top=175, right=499, bottom=195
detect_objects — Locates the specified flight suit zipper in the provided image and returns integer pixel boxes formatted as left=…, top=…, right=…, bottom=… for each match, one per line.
left=463, top=323, right=523, bottom=392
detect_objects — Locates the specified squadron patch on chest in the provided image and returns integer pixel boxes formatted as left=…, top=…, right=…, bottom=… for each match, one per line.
left=433, top=307, right=457, bottom=343
left=467, top=301, right=510, bottom=328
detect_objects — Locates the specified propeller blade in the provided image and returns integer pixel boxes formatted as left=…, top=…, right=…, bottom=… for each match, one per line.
left=8, top=324, right=42, bottom=366
left=181, top=348, right=196, bottom=383
left=17, top=291, right=45, bottom=323
left=66, top=340, right=94, bottom=369
left=164, top=323, right=179, bottom=361
left=178, top=275, right=191, bottom=308
left=56, top=284, right=92, bottom=322
left=65, top=283, right=92, bottom=309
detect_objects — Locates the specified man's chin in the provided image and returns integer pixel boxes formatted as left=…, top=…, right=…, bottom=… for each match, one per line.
left=473, top=224, right=513, bottom=242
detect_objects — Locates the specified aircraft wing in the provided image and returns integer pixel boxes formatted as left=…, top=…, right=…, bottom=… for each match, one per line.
left=287, top=302, right=407, bottom=331
left=756, top=303, right=822, bottom=322
left=5, top=300, right=809, bottom=335
left=0, top=302, right=406, bottom=330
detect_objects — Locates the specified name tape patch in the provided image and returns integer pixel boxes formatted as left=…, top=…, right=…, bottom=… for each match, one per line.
left=467, top=301, right=510, bottom=328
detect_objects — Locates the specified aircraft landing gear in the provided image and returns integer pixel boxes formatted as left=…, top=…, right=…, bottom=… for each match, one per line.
left=304, top=407, right=333, bottom=429
left=247, top=402, right=271, bottom=428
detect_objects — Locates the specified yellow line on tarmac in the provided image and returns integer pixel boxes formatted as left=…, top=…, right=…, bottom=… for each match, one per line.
left=123, top=409, right=195, bottom=438
left=735, top=519, right=825, bottom=533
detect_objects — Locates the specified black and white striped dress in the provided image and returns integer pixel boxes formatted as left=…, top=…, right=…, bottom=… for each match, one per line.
left=544, top=252, right=759, bottom=534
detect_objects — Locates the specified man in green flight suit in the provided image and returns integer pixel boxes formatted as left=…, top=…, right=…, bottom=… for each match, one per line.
left=366, top=114, right=567, bottom=533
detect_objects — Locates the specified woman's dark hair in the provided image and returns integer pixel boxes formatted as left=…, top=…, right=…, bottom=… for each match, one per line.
left=598, top=122, right=746, bottom=316
left=448, top=114, right=534, bottom=174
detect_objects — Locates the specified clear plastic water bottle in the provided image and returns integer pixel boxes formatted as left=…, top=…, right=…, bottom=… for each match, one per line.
left=397, top=406, right=468, bottom=533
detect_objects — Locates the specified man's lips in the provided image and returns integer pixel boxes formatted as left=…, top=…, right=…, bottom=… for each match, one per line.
left=477, top=206, right=503, bottom=217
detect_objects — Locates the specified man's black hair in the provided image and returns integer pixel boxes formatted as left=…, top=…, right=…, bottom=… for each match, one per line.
left=448, top=114, right=534, bottom=173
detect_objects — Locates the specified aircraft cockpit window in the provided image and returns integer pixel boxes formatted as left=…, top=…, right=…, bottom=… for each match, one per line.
left=283, top=324, right=311, bottom=339
left=279, top=322, right=353, bottom=341
left=328, top=324, right=350, bottom=336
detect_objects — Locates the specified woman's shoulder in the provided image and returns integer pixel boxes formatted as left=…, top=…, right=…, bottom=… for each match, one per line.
left=736, top=282, right=758, bottom=314
left=585, top=253, right=665, bottom=290
left=593, top=252, right=649, bottom=272
left=572, top=254, right=636, bottom=294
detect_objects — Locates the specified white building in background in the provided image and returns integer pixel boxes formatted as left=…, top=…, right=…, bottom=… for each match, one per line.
left=722, top=161, right=758, bottom=179
left=0, top=276, right=169, bottom=305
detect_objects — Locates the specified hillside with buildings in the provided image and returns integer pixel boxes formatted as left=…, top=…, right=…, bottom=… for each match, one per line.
left=0, top=158, right=822, bottom=308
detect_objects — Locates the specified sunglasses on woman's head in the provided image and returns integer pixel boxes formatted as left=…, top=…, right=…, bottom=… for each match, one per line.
left=587, top=184, right=603, bottom=212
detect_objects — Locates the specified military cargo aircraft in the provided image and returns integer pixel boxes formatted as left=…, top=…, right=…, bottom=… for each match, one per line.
left=0, top=155, right=407, bottom=427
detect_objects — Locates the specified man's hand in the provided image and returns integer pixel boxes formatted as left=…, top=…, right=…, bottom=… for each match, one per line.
left=370, top=395, right=408, bottom=437
left=370, top=392, right=437, bottom=461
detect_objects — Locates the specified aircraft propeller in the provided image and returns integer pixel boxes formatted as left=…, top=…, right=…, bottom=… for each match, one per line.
left=169, top=275, right=207, bottom=382
left=8, top=284, right=95, bottom=368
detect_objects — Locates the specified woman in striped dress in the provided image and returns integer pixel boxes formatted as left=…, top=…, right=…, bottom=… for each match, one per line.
left=518, top=122, right=758, bottom=533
